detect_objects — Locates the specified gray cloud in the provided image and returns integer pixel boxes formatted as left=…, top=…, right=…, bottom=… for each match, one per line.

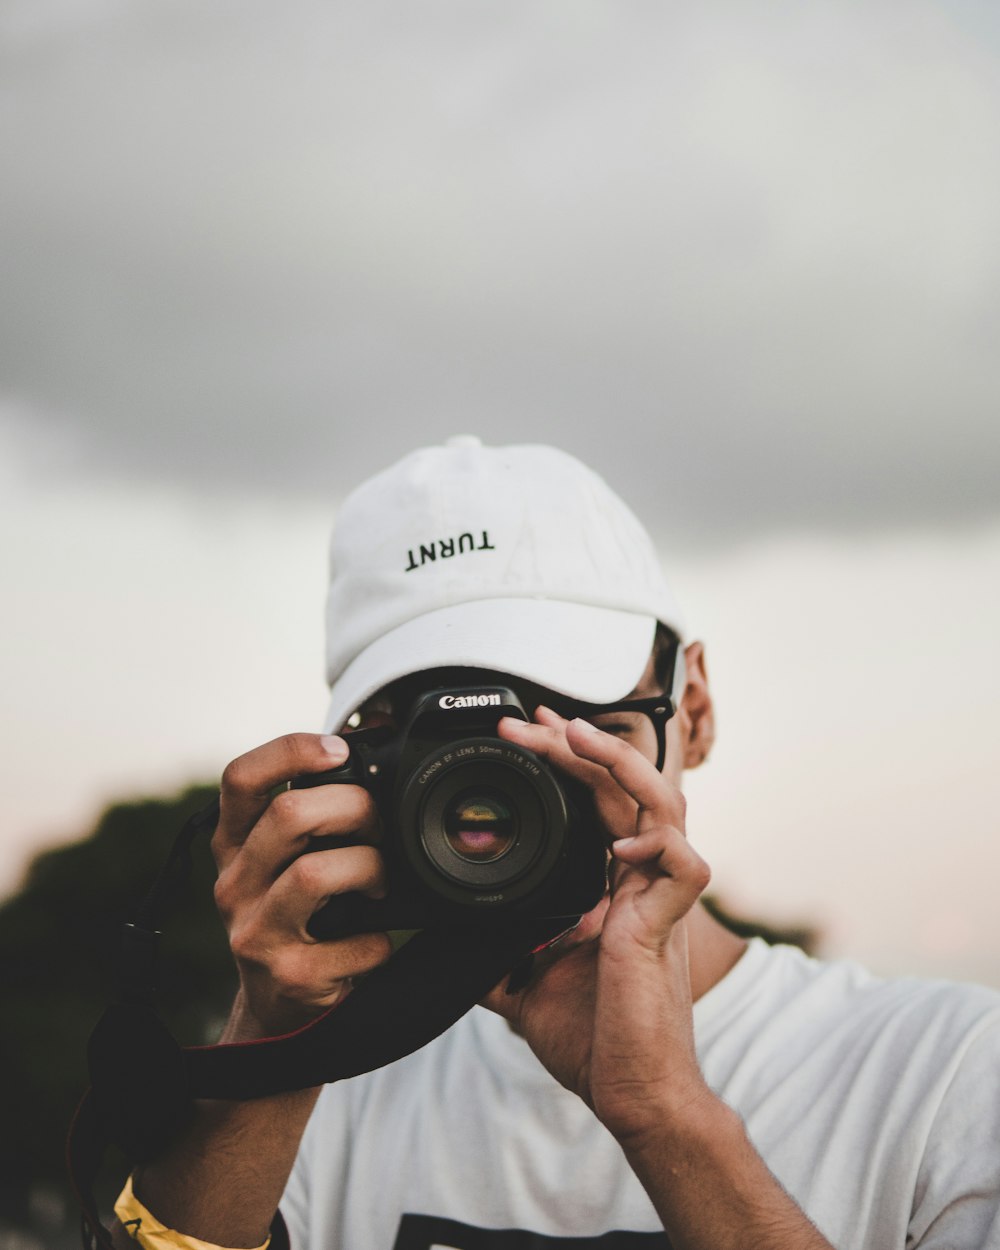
left=2, top=0, right=999, bottom=540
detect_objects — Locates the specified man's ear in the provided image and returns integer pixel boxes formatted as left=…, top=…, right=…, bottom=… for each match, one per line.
left=680, top=641, right=715, bottom=769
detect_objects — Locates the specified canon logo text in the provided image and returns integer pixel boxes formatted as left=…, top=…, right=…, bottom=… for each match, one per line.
left=438, top=693, right=502, bottom=710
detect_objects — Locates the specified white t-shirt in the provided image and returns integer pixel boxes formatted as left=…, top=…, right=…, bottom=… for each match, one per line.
left=280, top=939, right=1000, bottom=1249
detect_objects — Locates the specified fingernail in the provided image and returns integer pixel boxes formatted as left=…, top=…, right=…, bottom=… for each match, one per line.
left=320, top=734, right=349, bottom=761
left=571, top=717, right=599, bottom=733
left=499, top=716, right=529, bottom=731
left=535, top=704, right=565, bottom=723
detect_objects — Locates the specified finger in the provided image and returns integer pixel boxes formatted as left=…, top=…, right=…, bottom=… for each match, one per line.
left=215, top=733, right=352, bottom=866
left=237, top=926, right=394, bottom=1014
left=274, top=931, right=395, bottom=995
left=503, top=711, right=687, bottom=845
left=262, top=844, right=388, bottom=939
left=611, top=826, right=708, bottom=883
left=563, top=718, right=686, bottom=834
left=609, top=827, right=711, bottom=926
left=218, top=783, right=378, bottom=902
left=497, top=713, right=607, bottom=791
left=533, top=704, right=569, bottom=729
left=500, top=711, right=669, bottom=849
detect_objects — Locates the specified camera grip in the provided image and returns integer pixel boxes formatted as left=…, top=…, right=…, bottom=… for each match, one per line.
left=307, top=892, right=427, bottom=940
left=289, top=760, right=365, bottom=790
left=289, top=736, right=413, bottom=938
left=289, top=725, right=393, bottom=794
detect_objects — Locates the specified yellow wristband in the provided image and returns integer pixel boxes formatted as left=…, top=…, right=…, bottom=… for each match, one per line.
left=114, top=1175, right=271, bottom=1250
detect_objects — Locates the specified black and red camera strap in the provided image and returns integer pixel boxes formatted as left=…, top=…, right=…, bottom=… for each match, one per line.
left=67, top=798, right=574, bottom=1249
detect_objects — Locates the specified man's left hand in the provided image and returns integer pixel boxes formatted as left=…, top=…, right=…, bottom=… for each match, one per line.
left=481, top=707, right=714, bottom=1146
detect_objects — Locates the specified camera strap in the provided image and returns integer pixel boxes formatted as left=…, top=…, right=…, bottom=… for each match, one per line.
left=68, top=798, right=575, bottom=1249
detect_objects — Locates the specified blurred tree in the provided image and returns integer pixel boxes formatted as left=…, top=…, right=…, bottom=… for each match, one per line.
left=0, top=784, right=235, bottom=1227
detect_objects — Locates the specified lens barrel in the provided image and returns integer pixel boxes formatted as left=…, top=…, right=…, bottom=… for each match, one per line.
left=397, top=738, right=570, bottom=906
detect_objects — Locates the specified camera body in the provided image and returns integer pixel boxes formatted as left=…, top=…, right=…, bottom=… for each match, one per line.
left=292, top=683, right=608, bottom=939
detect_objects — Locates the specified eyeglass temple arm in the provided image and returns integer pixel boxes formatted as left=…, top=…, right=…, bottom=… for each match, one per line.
left=669, top=642, right=687, bottom=712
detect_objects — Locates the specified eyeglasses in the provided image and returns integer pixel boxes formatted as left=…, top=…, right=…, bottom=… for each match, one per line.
left=528, top=690, right=675, bottom=772
left=519, top=641, right=686, bottom=772
left=534, top=644, right=685, bottom=772
left=350, top=646, right=687, bottom=773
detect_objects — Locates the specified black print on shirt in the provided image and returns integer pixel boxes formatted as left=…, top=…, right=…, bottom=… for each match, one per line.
left=391, top=1214, right=671, bottom=1249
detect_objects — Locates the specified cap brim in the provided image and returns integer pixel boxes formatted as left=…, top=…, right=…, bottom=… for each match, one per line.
left=323, top=598, right=658, bottom=733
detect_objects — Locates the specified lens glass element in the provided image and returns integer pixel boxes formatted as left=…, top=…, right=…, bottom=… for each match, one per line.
left=443, top=791, right=515, bottom=863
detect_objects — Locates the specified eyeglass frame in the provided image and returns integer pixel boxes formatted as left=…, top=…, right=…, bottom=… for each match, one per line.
left=520, top=643, right=686, bottom=773
left=349, top=643, right=687, bottom=775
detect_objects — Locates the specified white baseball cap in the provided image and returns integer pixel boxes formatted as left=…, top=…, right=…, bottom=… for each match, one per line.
left=323, top=436, right=686, bottom=732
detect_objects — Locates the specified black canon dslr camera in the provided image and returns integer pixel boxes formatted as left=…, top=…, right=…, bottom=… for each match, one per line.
left=291, top=683, right=608, bottom=939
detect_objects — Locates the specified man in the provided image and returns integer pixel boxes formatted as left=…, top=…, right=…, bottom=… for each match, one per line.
left=114, top=438, right=1000, bottom=1250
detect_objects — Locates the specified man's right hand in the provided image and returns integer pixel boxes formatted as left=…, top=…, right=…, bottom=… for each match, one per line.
left=211, top=732, right=394, bottom=1040
left=116, top=733, right=388, bottom=1249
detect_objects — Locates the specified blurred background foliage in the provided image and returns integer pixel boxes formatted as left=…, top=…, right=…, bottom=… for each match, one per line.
left=0, top=785, right=817, bottom=1245
left=0, top=785, right=235, bottom=1242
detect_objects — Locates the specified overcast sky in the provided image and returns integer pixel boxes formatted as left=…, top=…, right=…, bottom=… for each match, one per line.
left=2, top=0, right=999, bottom=983
left=3, top=0, right=1000, bottom=534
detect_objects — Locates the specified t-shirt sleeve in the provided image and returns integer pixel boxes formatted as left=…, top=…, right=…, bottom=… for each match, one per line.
left=908, top=1007, right=1000, bottom=1248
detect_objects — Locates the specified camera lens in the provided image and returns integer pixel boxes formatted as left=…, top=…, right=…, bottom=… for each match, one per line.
left=443, top=791, right=515, bottom=863
left=401, top=736, right=572, bottom=903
